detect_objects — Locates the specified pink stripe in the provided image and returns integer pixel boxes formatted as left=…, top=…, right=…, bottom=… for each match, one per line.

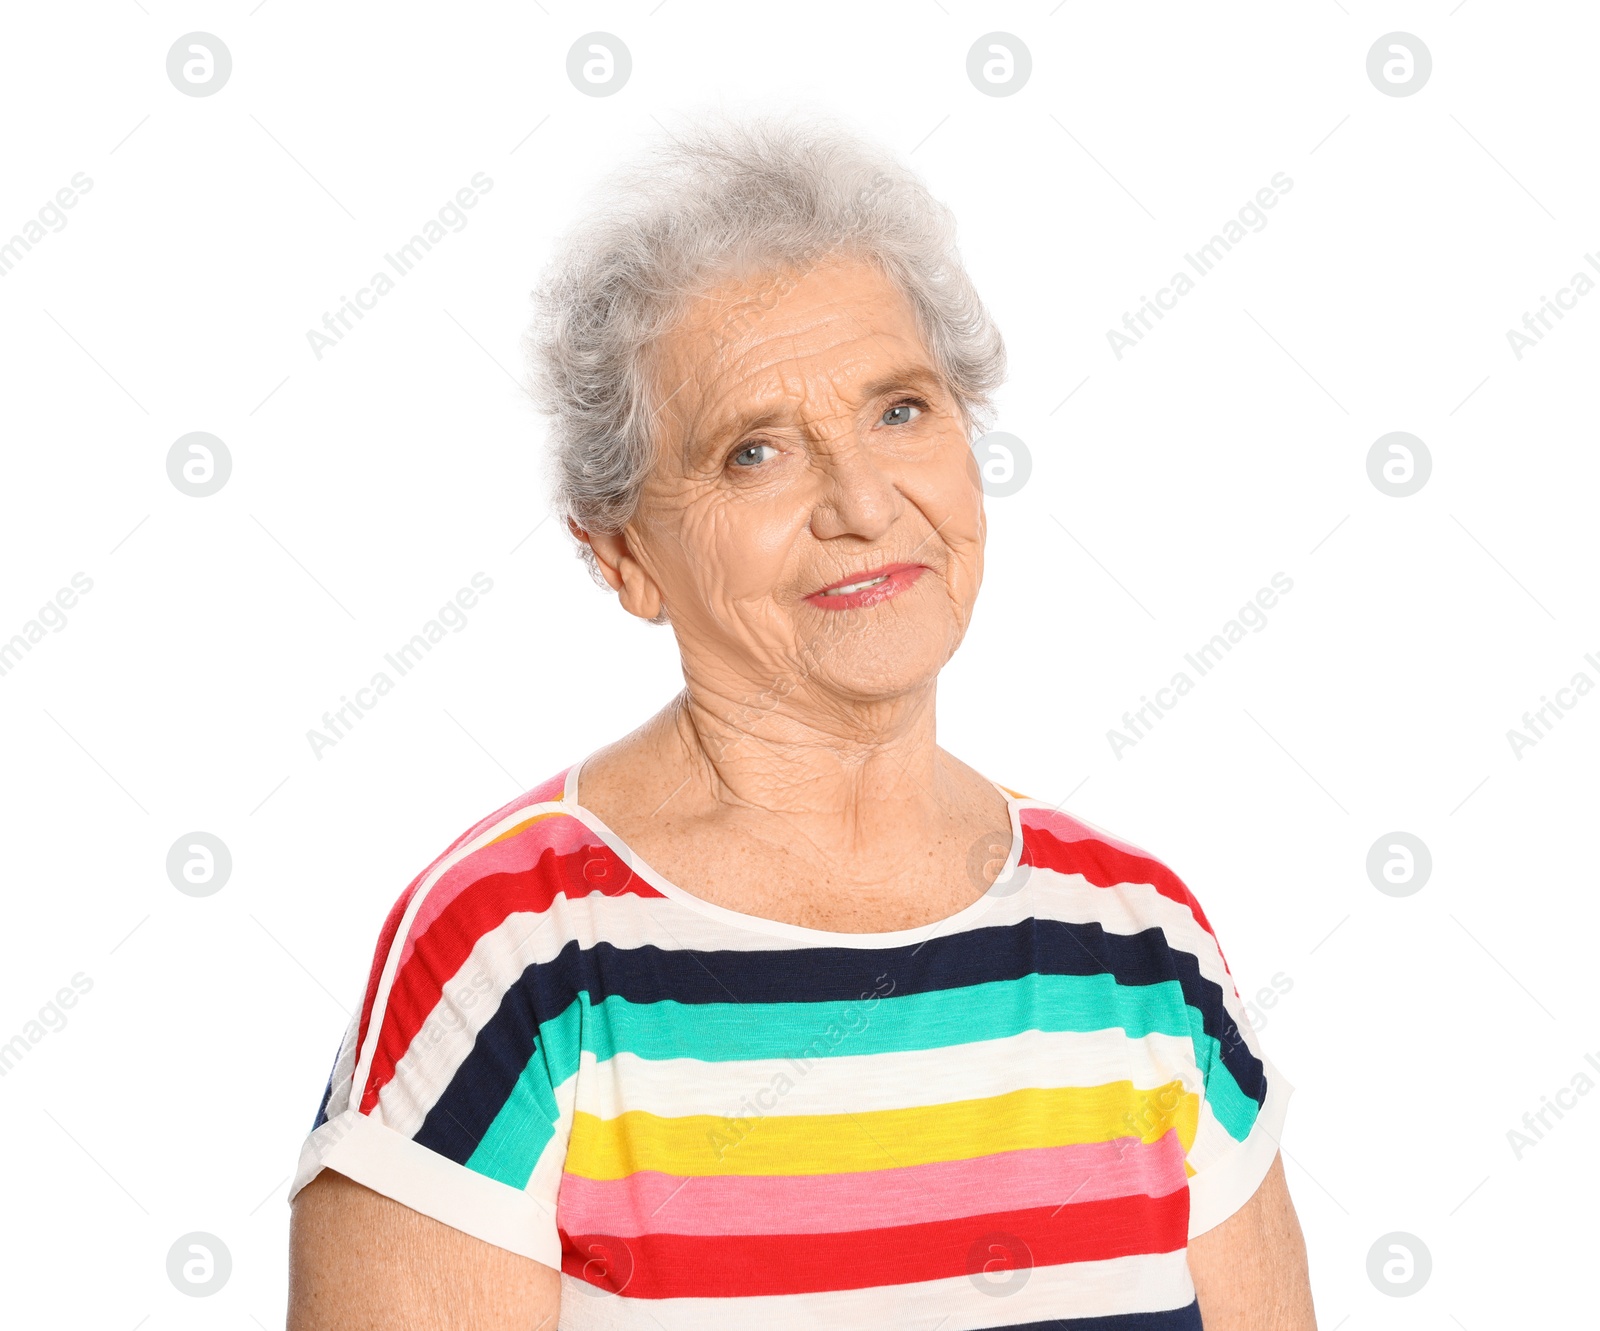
left=435, top=767, right=568, bottom=863
left=523, top=767, right=569, bottom=805
left=396, top=790, right=594, bottom=971
left=1020, top=804, right=1154, bottom=861
left=557, top=1132, right=1188, bottom=1238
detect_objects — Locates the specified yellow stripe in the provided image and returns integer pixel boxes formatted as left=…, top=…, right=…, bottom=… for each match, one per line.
left=565, top=1081, right=1199, bottom=1180
left=487, top=809, right=566, bottom=847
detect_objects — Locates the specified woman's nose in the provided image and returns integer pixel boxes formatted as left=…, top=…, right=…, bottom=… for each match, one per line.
left=807, top=439, right=903, bottom=543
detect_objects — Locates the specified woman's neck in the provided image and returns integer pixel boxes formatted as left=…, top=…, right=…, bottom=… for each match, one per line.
left=674, top=676, right=953, bottom=808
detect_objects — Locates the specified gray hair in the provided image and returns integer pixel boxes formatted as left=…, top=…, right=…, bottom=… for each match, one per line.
left=523, top=110, right=1007, bottom=592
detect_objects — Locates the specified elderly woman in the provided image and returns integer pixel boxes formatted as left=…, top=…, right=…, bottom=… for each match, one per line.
left=286, top=114, right=1315, bottom=1330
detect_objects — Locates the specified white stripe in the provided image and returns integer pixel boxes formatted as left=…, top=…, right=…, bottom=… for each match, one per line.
left=569, top=1027, right=1201, bottom=1121
left=1027, top=871, right=1241, bottom=1001
left=320, top=1005, right=362, bottom=1123
left=377, top=903, right=588, bottom=1136
left=556, top=1249, right=1196, bottom=1331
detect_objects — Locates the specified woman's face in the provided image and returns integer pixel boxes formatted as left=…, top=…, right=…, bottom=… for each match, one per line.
left=598, top=256, right=987, bottom=707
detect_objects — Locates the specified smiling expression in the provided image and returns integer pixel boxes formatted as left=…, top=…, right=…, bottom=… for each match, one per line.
left=596, top=255, right=988, bottom=705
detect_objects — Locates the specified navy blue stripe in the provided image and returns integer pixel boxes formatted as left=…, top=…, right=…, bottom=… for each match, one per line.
left=994, top=1304, right=1202, bottom=1331
left=416, top=971, right=555, bottom=1162
left=310, top=1038, right=340, bottom=1131
left=413, top=918, right=1263, bottom=1165
left=537, top=920, right=1262, bottom=1103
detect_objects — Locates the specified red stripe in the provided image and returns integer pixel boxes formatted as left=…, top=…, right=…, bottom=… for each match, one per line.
left=350, top=775, right=572, bottom=1071
left=351, top=875, right=424, bottom=1098
left=560, top=1188, right=1188, bottom=1299
left=1022, top=821, right=1218, bottom=941
left=358, top=839, right=661, bottom=1113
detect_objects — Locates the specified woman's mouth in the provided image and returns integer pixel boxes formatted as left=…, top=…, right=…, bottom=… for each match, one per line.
left=804, top=563, right=928, bottom=610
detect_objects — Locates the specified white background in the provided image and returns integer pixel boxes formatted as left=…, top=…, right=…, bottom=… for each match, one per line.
left=2, top=2, right=1596, bottom=1327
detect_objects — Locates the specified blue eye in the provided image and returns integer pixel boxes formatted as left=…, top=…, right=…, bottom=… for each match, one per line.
left=881, top=400, right=924, bottom=427
left=732, top=442, right=777, bottom=467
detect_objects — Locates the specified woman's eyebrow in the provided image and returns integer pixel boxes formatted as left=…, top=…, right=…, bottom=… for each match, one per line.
left=688, top=405, right=788, bottom=465
left=737, top=364, right=943, bottom=429
left=856, top=364, right=944, bottom=401
left=691, top=364, right=945, bottom=464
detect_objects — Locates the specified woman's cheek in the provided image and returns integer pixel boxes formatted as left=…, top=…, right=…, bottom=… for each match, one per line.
left=723, top=498, right=809, bottom=595
left=912, top=446, right=986, bottom=547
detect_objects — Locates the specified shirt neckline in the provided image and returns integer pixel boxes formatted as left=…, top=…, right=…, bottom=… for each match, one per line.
left=559, top=750, right=1026, bottom=947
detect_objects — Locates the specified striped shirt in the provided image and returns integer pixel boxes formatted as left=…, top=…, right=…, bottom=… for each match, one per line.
left=291, top=758, right=1291, bottom=1329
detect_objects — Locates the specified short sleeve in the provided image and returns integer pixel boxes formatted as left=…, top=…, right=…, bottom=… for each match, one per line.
left=1170, top=883, right=1294, bottom=1238
left=287, top=804, right=582, bottom=1269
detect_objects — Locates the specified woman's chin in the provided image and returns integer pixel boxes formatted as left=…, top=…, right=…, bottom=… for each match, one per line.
left=799, top=635, right=955, bottom=705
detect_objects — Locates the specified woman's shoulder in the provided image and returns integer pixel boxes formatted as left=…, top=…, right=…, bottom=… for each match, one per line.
left=335, top=765, right=642, bottom=1123
left=381, top=763, right=644, bottom=935
left=357, top=764, right=643, bottom=1000
left=302, top=767, right=625, bottom=1223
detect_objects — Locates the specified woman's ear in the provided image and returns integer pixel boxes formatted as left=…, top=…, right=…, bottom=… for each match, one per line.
left=569, top=518, right=621, bottom=591
left=578, top=519, right=666, bottom=622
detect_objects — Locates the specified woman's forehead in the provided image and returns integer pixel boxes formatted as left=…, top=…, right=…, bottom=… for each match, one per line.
left=655, top=260, right=930, bottom=421
left=674, top=256, right=910, bottom=353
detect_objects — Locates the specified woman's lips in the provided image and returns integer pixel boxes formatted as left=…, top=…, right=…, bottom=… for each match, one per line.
left=803, top=562, right=928, bottom=610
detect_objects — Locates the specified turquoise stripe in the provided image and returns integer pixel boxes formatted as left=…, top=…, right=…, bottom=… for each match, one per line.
left=582, top=972, right=1195, bottom=1062
left=1189, top=1021, right=1264, bottom=1141
left=465, top=1001, right=583, bottom=1188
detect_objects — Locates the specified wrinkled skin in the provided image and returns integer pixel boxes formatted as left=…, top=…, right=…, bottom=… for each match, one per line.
left=609, top=255, right=984, bottom=708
